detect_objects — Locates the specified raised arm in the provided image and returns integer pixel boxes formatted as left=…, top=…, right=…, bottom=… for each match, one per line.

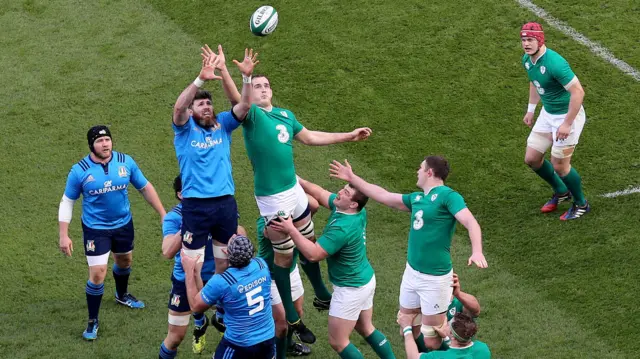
left=454, top=208, right=487, bottom=268
left=181, top=251, right=212, bottom=314
left=297, top=175, right=332, bottom=209
left=452, top=273, right=481, bottom=317
left=173, top=45, right=222, bottom=126
left=329, top=160, right=409, bottom=212
left=398, top=313, right=423, bottom=359
left=213, top=45, right=241, bottom=106
left=230, top=48, right=259, bottom=121
left=295, top=127, right=372, bottom=146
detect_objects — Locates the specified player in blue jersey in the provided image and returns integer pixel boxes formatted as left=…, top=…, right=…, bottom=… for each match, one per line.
left=159, top=175, right=248, bottom=358
left=58, top=126, right=166, bottom=340
left=181, top=235, right=276, bottom=358
left=172, top=45, right=257, bottom=286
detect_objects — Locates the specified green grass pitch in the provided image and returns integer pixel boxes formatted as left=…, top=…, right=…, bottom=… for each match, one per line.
left=1, top=0, right=639, bottom=358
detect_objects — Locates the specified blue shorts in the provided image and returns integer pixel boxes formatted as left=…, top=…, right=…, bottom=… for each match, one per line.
left=167, top=275, right=191, bottom=313
left=214, top=336, right=275, bottom=359
left=168, top=275, right=211, bottom=313
left=181, top=196, right=238, bottom=249
left=82, top=220, right=134, bottom=256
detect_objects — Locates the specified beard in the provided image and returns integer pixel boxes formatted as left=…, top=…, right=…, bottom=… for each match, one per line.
left=94, top=148, right=111, bottom=160
left=193, top=111, right=218, bottom=129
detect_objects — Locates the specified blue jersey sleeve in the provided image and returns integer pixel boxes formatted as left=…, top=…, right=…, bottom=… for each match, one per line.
left=200, top=274, right=227, bottom=306
left=218, top=111, right=241, bottom=133
left=126, top=156, right=149, bottom=190
left=63, top=167, right=82, bottom=200
left=172, top=116, right=192, bottom=135
left=162, top=210, right=181, bottom=237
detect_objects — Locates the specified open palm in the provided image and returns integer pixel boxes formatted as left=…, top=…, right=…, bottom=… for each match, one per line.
left=233, top=48, right=259, bottom=76
left=199, top=45, right=222, bottom=81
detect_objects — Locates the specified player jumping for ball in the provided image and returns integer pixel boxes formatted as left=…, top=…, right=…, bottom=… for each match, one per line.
left=520, top=22, right=590, bottom=220
left=210, top=45, right=372, bottom=342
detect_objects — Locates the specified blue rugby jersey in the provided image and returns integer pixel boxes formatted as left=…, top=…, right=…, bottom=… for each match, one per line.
left=162, top=204, right=215, bottom=282
left=63, top=151, right=148, bottom=230
left=173, top=112, right=241, bottom=199
left=200, top=258, right=274, bottom=346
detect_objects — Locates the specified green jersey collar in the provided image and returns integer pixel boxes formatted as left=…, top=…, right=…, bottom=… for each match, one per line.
left=424, top=185, right=444, bottom=195
left=530, top=47, right=547, bottom=65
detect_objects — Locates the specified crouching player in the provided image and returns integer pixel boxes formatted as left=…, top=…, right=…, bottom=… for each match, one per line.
left=398, top=312, right=490, bottom=359
left=182, top=235, right=275, bottom=358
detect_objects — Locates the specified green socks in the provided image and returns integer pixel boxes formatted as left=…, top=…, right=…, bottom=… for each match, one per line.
left=415, top=333, right=429, bottom=352
left=365, top=330, right=396, bottom=358
left=533, top=159, right=569, bottom=194
left=273, top=264, right=299, bottom=323
left=299, top=253, right=332, bottom=301
left=561, top=167, right=587, bottom=206
left=339, top=343, right=364, bottom=359
left=275, top=334, right=287, bottom=359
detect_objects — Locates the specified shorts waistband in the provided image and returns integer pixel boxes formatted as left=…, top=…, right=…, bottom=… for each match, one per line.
left=182, top=195, right=234, bottom=205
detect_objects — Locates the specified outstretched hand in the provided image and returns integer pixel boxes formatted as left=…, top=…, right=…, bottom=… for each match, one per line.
left=350, top=127, right=372, bottom=142
left=468, top=252, right=488, bottom=268
left=233, top=48, right=259, bottom=77
left=329, top=159, right=355, bottom=182
left=199, top=44, right=222, bottom=81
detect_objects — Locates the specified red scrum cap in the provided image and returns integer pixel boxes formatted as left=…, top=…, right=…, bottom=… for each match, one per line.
left=521, top=22, right=545, bottom=46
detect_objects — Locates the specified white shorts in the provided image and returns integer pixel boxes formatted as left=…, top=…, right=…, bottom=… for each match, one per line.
left=399, top=263, right=453, bottom=316
left=530, top=106, right=586, bottom=148
left=329, top=275, right=376, bottom=321
left=256, top=180, right=309, bottom=221
left=270, top=265, right=304, bottom=305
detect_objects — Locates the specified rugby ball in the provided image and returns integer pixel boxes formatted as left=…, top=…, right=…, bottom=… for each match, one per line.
left=250, top=6, right=278, bottom=36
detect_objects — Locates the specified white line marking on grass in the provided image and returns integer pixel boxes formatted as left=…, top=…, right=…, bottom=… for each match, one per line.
left=600, top=186, right=640, bottom=198
left=516, top=0, right=640, bottom=82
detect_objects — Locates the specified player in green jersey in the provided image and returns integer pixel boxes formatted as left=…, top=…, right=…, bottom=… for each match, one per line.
left=520, top=22, right=590, bottom=220
left=256, top=217, right=312, bottom=358
left=398, top=312, right=491, bottom=359
left=270, top=176, right=396, bottom=359
left=330, top=156, right=488, bottom=351
left=434, top=273, right=481, bottom=352
left=211, top=47, right=372, bottom=339
left=447, top=274, right=480, bottom=321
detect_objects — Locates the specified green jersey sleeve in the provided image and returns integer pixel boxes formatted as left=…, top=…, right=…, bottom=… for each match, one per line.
left=317, top=225, right=348, bottom=256
left=328, top=193, right=337, bottom=212
left=402, top=193, right=416, bottom=210
left=550, top=55, right=576, bottom=87
left=289, top=111, right=304, bottom=135
left=244, top=104, right=261, bottom=126
left=445, top=191, right=466, bottom=216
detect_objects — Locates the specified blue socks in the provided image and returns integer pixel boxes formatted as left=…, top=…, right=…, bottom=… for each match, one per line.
left=112, top=264, right=131, bottom=299
left=85, top=280, right=104, bottom=320
left=159, top=342, right=177, bottom=359
left=193, top=312, right=206, bottom=327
